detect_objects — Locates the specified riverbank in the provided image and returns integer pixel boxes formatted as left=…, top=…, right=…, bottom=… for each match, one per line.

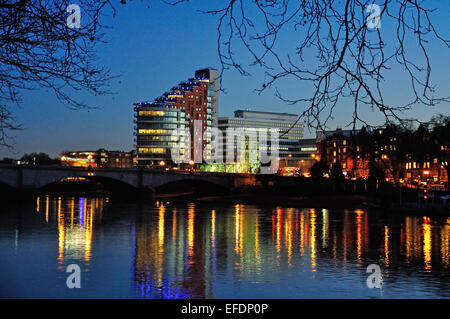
left=165, top=193, right=379, bottom=209
left=156, top=192, right=450, bottom=214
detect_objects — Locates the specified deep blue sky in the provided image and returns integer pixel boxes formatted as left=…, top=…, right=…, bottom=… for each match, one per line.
left=2, top=0, right=449, bottom=158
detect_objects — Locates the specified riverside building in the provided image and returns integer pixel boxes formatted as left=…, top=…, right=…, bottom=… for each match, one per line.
left=133, top=68, right=218, bottom=167
left=212, top=110, right=304, bottom=173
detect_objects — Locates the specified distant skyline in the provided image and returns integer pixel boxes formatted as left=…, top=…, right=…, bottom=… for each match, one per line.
left=1, top=0, right=449, bottom=159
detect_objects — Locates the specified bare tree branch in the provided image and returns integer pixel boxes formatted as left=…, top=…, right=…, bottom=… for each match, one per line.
left=165, top=0, right=449, bottom=134
left=0, top=0, right=116, bottom=147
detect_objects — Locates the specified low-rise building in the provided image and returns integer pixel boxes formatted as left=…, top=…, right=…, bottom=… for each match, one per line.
left=60, top=149, right=134, bottom=168
left=216, top=109, right=304, bottom=173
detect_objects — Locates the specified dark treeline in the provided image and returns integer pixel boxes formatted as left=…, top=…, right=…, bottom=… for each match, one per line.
left=0, top=152, right=59, bottom=165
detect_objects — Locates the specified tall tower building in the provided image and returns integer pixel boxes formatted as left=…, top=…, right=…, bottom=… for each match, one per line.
left=133, top=68, right=218, bottom=167
left=194, top=68, right=219, bottom=128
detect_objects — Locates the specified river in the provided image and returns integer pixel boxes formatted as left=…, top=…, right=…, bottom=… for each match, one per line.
left=0, top=195, right=449, bottom=298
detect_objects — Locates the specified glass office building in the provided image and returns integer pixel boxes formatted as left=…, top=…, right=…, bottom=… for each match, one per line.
left=217, top=110, right=304, bottom=170
left=133, top=68, right=218, bottom=167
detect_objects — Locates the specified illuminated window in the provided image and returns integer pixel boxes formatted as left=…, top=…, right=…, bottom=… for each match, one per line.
left=138, top=129, right=168, bottom=134
left=138, top=110, right=165, bottom=116
left=138, top=147, right=167, bottom=154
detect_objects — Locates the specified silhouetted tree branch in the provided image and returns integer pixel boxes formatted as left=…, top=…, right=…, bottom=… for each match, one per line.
left=165, top=0, right=449, bottom=133
left=0, top=0, right=115, bottom=147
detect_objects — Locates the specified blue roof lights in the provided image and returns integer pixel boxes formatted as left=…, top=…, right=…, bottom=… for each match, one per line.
left=134, top=72, right=210, bottom=109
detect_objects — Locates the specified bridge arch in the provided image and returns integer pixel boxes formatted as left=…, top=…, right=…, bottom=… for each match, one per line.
left=154, top=178, right=229, bottom=195
left=38, top=175, right=140, bottom=197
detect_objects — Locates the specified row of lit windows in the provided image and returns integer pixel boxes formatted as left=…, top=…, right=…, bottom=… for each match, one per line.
left=332, top=148, right=347, bottom=156
left=332, top=140, right=347, bottom=147
left=138, top=147, right=167, bottom=154
left=138, top=129, right=168, bottom=134
left=138, top=123, right=178, bottom=129
left=406, top=162, right=432, bottom=169
left=137, top=117, right=180, bottom=124
left=138, top=110, right=178, bottom=117
left=223, top=120, right=303, bottom=129
left=138, top=135, right=184, bottom=142
left=137, top=141, right=185, bottom=147
left=220, top=126, right=302, bottom=134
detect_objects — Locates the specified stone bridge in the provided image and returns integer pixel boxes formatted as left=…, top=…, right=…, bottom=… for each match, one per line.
left=0, top=164, right=256, bottom=192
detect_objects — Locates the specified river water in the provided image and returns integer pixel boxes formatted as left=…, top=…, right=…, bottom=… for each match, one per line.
left=0, top=195, right=449, bottom=298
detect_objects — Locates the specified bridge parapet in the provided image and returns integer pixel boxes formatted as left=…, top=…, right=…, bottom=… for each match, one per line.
left=0, top=164, right=256, bottom=191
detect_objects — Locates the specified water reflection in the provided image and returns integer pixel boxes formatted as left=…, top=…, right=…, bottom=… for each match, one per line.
left=28, top=197, right=450, bottom=298
left=131, top=202, right=450, bottom=298
left=36, top=196, right=106, bottom=268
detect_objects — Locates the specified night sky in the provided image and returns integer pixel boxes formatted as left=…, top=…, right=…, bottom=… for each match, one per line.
left=2, top=0, right=449, bottom=159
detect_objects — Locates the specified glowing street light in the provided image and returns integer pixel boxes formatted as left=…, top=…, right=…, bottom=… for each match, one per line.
left=159, top=161, right=166, bottom=166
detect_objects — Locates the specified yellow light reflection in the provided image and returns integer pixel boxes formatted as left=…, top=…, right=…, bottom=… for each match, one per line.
left=299, top=211, right=305, bottom=256
left=158, top=204, right=165, bottom=248
left=45, top=196, right=49, bottom=223
left=57, top=197, right=64, bottom=264
left=322, top=209, right=329, bottom=249
left=285, top=208, right=293, bottom=266
left=310, top=209, right=317, bottom=271
left=84, top=199, right=93, bottom=261
left=234, top=204, right=243, bottom=255
left=384, top=225, right=389, bottom=267
left=355, top=209, right=363, bottom=263
left=441, top=225, right=449, bottom=268
left=276, top=207, right=282, bottom=256
left=172, top=208, right=177, bottom=241
left=422, top=217, right=432, bottom=271
left=187, top=203, right=195, bottom=257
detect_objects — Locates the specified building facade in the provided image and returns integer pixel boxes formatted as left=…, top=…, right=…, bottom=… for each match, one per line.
left=134, top=68, right=218, bottom=167
left=216, top=110, right=304, bottom=173
left=317, top=128, right=371, bottom=179
left=60, top=149, right=134, bottom=168
left=296, top=138, right=318, bottom=176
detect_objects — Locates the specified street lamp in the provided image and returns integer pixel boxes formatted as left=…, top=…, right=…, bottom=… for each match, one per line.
left=285, top=154, right=292, bottom=167
left=159, top=160, right=166, bottom=167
